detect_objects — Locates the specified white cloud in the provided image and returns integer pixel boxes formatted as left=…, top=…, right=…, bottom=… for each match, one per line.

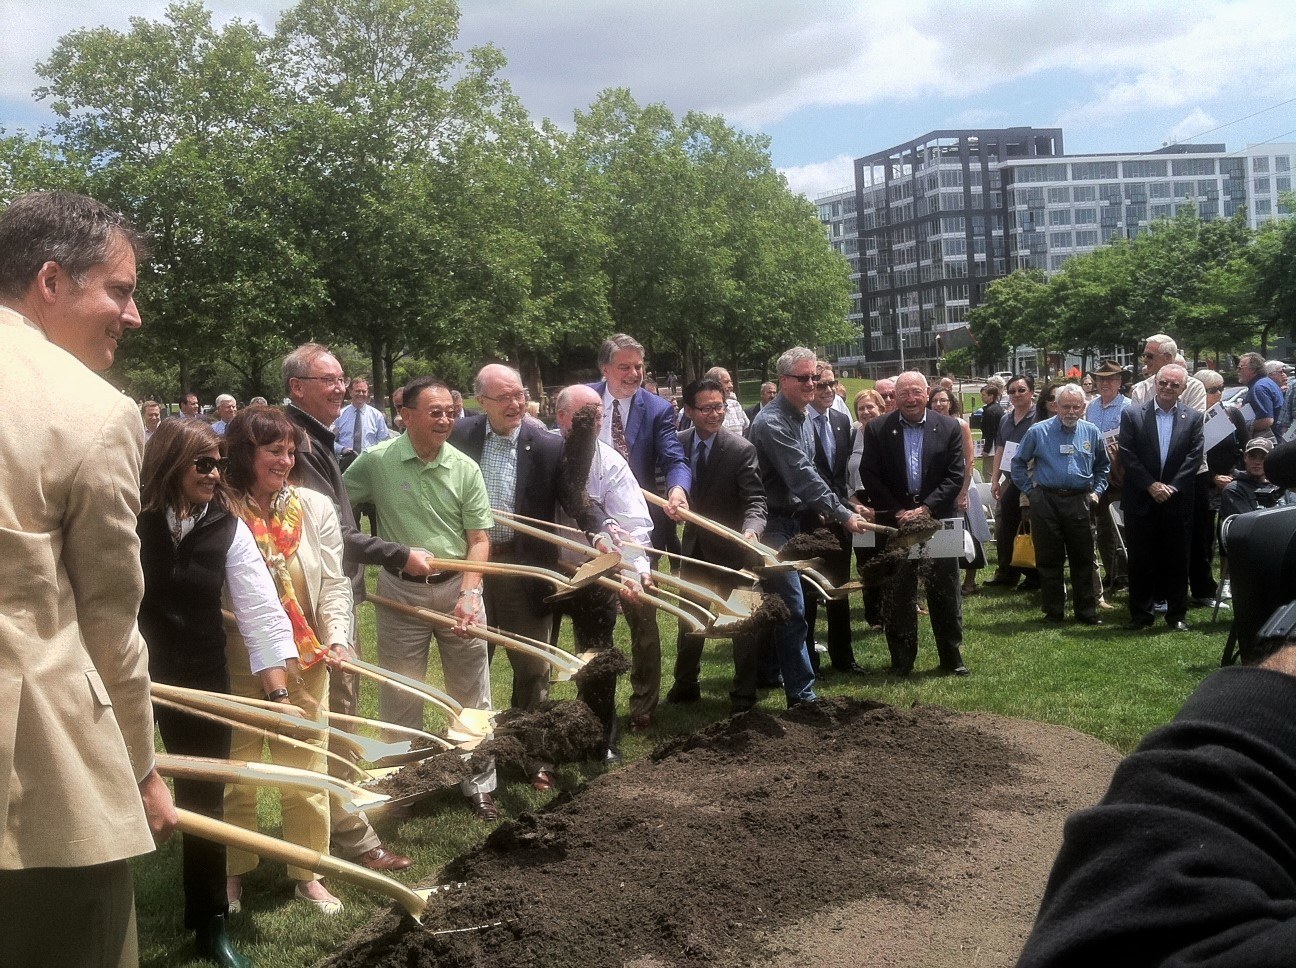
left=1166, top=108, right=1221, bottom=146
left=779, top=154, right=857, bottom=201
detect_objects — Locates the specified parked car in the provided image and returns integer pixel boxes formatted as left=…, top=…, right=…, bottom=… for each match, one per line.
left=1221, top=385, right=1247, bottom=409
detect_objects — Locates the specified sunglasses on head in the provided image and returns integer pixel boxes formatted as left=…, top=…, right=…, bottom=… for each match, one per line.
left=193, top=456, right=228, bottom=475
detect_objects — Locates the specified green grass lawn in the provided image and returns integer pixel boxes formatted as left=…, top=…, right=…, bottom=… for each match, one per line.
left=135, top=549, right=1229, bottom=967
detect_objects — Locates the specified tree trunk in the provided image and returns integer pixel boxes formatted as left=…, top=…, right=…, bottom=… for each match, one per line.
left=370, top=337, right=385, bottom=406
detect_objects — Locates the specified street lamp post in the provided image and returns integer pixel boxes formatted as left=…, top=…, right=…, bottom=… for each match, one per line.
left=898, top=330, right=905, bottom=371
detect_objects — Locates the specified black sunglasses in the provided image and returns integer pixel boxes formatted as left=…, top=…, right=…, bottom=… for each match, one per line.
left=193, top=456, right=228, bottom=475
left=782, top=373, right=814, bottom=384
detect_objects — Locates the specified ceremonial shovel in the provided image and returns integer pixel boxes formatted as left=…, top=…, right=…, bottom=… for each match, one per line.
left=405, top=553, right=622, bottom=600
left=156, top=752, right=388, bottom=816
left=174, top=809, right=444, bottom=922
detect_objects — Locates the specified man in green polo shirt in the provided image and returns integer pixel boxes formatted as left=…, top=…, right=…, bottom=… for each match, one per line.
left=343, top=375, right=500, bottom=822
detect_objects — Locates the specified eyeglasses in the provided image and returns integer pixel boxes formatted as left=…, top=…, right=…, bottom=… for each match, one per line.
left=1156, top=380, right=1184, bottom=389
left=1142, top=352, right=1158, bottom=360
left=480, top=391, right=527, bottom=404
left=409, top=408, right=456, bottom=420
left=691, top=403, right=725, bottom=415
left=879, top=392, right=895, bottom=399
left=1008, top=386, right=1031, bottom=394
left=193, top=456, right=228, bottom=475
left=782, top=373, right=815, bottom=384
left=814, top=380, right=837, bottom=388
left=297, top=375, right=346, bottom=387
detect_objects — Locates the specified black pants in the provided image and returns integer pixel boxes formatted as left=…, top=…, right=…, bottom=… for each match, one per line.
left=1189, top=471, right=1219, bottom=600
left=803, top=529, right=855, bottom=671
left=881, top=555, right=964, bottom=674
left=1031, top=489, right=1099, bottom=622
left=1126, top=507, right=1191, bottom=626
left=154, top=670, right=232, bottom=929
left=996, top=480, right=1039, bottom=584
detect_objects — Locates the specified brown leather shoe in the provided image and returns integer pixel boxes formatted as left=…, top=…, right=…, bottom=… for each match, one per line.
left=530, top=769, right=556, bottom=792
left=629, top=713, right=653, bottom=733
left=356, top=846, right=412, bottom=872
left=467, top=792, right=500, bottom=822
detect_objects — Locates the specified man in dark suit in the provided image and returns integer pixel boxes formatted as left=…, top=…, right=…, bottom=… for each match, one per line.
left=589, top=333, right=692, bottom=729
left=745, top=382, right=777, bottom=428
left=804, top=362, right=861, bottom=674
left=860, top=370, right=970, bottom=677
left=666, top=378, right=768, bottom=711
left=1118, top=363, right=1205, bottom=631
left=452, top=363, right=606, bottom=788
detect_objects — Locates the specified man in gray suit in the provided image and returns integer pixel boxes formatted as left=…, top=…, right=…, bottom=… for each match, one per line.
left=667, top=378, right=768, bottom=711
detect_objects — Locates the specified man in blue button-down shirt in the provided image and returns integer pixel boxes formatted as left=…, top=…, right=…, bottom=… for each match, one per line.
left=1013, top=383, right=1111, bottom=626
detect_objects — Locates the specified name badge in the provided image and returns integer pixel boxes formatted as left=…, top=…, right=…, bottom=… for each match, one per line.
left=1059, top=444, right=1075, bottom=454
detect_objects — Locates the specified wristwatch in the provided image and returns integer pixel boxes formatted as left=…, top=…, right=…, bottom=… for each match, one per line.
left=265, top=687, right=291, bottom=702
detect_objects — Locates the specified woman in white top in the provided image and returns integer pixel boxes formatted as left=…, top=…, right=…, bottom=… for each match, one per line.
left=222, top=406, right=353, bottom=916
left=928, top=386, right=991, bottom=594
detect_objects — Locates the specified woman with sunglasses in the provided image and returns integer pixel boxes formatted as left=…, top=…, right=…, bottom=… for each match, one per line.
left=989, top=375, right=1041, bottom=590
left=222, top=405, right=352, bottom=917
left=138, top=419, right=297, bottom=967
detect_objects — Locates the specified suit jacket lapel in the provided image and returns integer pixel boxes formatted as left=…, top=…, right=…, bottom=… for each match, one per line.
left=514, top=423, right=533, bottom=503
left=624, top=388, right=648, bottom=449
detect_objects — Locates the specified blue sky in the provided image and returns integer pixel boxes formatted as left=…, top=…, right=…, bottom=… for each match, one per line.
left=3, top=0, right=1294, bottom=198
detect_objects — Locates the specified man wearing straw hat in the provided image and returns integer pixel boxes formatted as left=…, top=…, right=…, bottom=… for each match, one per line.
left=0, top=191, right=176, bottom=966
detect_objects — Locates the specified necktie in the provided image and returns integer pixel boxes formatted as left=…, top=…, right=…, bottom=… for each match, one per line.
left=351, top=405, right=363, bottom=453
left=817, top=413, right=835, bottom=467
left=611, top=399, right=630, bottom=459
left=694, top=438, right=708, bottom=487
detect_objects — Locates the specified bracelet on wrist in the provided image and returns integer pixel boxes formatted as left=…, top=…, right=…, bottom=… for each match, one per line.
left=265, top=687, right=290, bottom=702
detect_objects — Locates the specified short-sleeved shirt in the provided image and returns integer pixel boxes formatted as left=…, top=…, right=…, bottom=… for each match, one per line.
left=342, top=433, right=493, bottom=560
left=1247, top=376, right=1283, bottom=423
left=1086, top=394, right=1129, bottom=435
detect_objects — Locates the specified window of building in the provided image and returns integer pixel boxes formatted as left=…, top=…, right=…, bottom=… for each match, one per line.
left=1048, top=209, right=1072, bottom=226
left=1126, top=204, right=1147, bottom=223
left=1074, top=230, right=1099, bottom=247
left=1256, top=198, right=1273, bottom=215
left=1254, top=177, right=1272, bottom=195
left=1171, top=158, right=1217, bottom=177
left=1047, top=186, right=1071, bottom=204
left=1150, top=181, right=1172, bottom=198
left=1074, top=207, right=1098, bottom=224
left=1049, top=230, right=1074, bottom=248
left=1276, top=156, right=1291, bottom=173
left=943, top=238, right=967, bottom=256
left=1253, top=156, right=1270, bottom=173
left=939, top=169, right=964, bottom=187
left=1071, top=161, right=1118, bottom=180
left=1221, top=158, right=1246, bottom=178
left=1278, top=176, right=1292, bottom=193
left=1223, top=199, right=1241, bottom=217
left=1123, top=184, right=1148, bottom=202
left=1049, top=254, right=1071, bottom=271
left=1073, top=185, right=1097, bottom=202
left=1122, top=160, right=1168, bottom=178
left=1174, top=181, right=1197, bottom=198
left=1151, top=203, right=1172, bottom=219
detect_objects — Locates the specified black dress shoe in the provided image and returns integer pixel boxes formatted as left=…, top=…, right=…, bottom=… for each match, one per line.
left=941, top=664, right=971, bottom=677
left=756, top=677, right=784, bottom=689
left=889, top=665, right=912, bottom=678
left=1077, top=616, right=1105, bottom=626
left=1123, top=620, right=1154, bottom=630
left=665, top=682, right=701, bottom=703
left=832, top=662, right=868, bottom=675
left=1169, top=620, right=1191, bottom=632
left=985, top=577, right=1017, bottom=587
left=1019, top=579, right=1042, bottom=591
left=1042, top=614, right=1065, bottom=624
left=195, top=914, right=250, bottom=968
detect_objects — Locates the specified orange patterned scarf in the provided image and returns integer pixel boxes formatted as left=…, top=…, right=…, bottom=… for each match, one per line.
left=240, top=486, right=328, bottom=668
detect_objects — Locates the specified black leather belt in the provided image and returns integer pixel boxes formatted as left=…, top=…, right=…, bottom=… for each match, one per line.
left=1039, top=486, right=1088, bottom=498
left=384, top=566, right=456, bottom=585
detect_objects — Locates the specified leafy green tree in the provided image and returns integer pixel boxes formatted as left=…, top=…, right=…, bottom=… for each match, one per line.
left=969, top=269, right=1052, bottom=370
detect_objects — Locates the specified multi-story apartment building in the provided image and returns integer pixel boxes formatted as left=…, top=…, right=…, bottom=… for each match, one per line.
left=819, top=130, right=1294, bottom=377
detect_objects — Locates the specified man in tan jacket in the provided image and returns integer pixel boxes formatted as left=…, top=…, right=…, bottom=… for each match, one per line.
left=0, top=191, right=176, bottom=967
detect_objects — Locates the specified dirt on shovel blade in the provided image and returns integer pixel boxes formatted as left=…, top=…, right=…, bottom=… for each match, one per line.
left=572, top=647, right=630, bottom=724
left=776, top=527, right=843, bottom=561
left=365, top=701, right=605, bottom=800
left=711, top=591, right=790, bottom=638
left=325, top=697, right=1114, bottom=968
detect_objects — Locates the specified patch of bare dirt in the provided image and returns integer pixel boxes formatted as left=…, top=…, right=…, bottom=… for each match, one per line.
left=326, top=698, right=1119, bottom=968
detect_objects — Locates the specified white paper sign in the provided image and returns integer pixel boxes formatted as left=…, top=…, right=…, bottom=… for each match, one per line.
left=1202, top=402, right=1234, bottom=452
left=907, top=517, right=967, bottom=559
left=998, top=440, right=1019, bottom=482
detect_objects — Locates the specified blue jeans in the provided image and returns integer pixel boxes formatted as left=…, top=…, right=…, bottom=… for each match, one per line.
left=761, top=515, right=817, bottom=705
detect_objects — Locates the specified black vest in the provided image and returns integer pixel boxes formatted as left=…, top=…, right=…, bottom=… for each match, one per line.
left=137, top=505, right=239, bottom=688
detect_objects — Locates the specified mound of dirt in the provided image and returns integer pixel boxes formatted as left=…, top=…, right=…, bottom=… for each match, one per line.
left=327, top=698, right=1119, bottom=968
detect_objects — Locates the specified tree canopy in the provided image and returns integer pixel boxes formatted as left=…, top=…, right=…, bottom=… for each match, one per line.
left=2, top=0, right=852, bottom=403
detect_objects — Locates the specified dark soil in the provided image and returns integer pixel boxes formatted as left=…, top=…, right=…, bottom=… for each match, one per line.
left=571, top=647, right=630, bottom=725
left=557, top=403, right=600, bottom=516
left=326, top=697, right=1113, bottom=968
left=777, top=527, right=843, bottom=561
left=708, top=591, right=790, bottom=638
left=366, top=700, right=604, bottom=800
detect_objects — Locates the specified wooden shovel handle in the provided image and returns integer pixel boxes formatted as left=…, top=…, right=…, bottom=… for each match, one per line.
left=640, top=487, right=782, bottom=559
left=174, top=808, right=429, bottom=921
